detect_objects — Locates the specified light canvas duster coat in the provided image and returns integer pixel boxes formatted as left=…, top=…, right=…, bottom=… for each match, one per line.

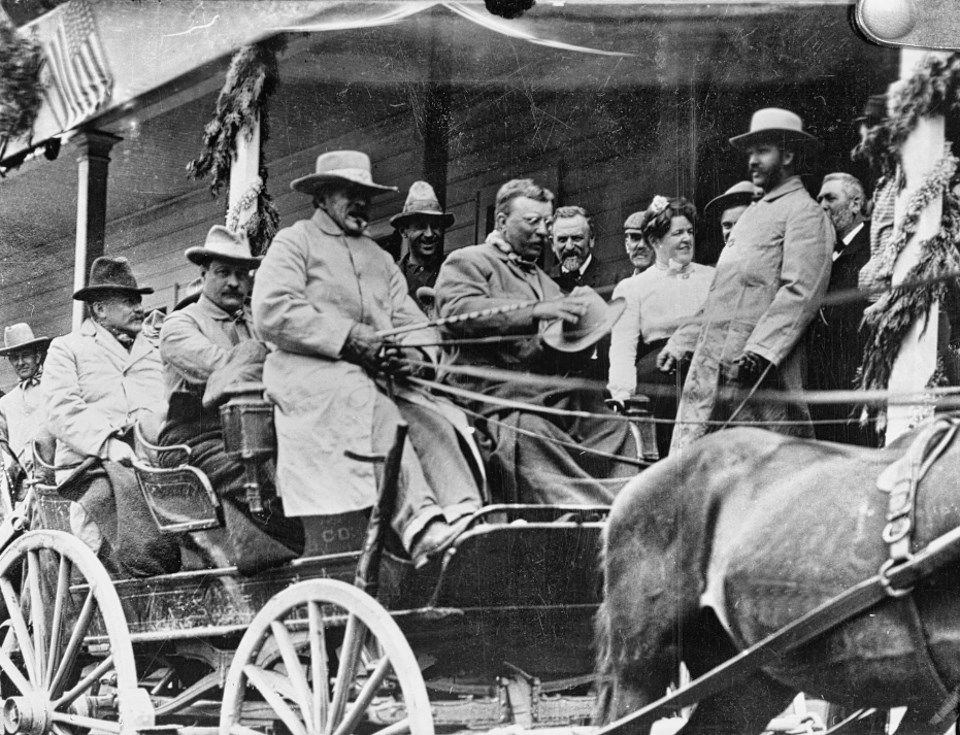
left=666, top=175, right=834, bottom=451
left=44, top=319, right=166, bottom=474
left=252, top=208, right=449, bottom=517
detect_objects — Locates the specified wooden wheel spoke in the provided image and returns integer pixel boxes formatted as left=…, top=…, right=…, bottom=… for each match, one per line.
left=26, top=549, right=47, bottom=685
left=332, top=656, right=393, bottom=735
left=45, top=554, right=71, bottom=690
left=270, top=620, right=316, bottom=734
left=48, top=589, right=95, bottom=699
left=0, top=650, right=32, bottom=695
left=52, top=654, right=113, bottom=710
left=327, top=615, right=366, bottom=734
left=50, top=711, right=122, bottom=733
left=243, top=664, right=309, bottom=735
left=0, top=577, right=37, bottom=684
left=369, top=719, right=412, bottom=735
left=309, top=601, right=330, bottom=735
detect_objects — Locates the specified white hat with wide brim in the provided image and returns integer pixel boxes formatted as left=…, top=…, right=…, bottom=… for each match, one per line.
left=542, top=290, right=626, bottom=353
left=291, top=150, right=398, bottom=195
left=729, top=108, right=818, bottom=150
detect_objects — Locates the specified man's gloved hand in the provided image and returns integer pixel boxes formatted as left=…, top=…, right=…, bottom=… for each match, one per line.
left=731, top=351, right=772, bottom=386
left=380, top=345, right=413, bottom=378
left=342, top=323, right=384, bottom=373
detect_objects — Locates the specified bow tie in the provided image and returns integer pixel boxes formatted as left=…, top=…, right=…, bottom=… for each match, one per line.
left=19, top=376, right=40, bottom=389
left=231, top=310, right=247, bottom=324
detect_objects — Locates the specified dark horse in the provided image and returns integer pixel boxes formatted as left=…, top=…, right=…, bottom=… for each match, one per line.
left=596, top=422, right=960, bottom=735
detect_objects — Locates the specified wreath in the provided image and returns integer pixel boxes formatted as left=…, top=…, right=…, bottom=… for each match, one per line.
left=0, top=23, right=43, bottom=141
left=187, top=35, right=286, bottom=255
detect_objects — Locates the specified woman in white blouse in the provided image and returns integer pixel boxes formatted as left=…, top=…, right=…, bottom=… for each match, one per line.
left=607, top=196, right=714, bottom=457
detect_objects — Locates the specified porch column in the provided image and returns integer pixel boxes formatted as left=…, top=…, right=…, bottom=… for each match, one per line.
left=72, top=129, right=122, bottom=330
left=884, top=50, right=949, bottom=442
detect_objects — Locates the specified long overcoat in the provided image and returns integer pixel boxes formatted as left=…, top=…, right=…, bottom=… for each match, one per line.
left=667, top=176, right=833, bottom=451
left=44, top=318, right=166, bottom=472
left=252, top=209, right=445, bottom=517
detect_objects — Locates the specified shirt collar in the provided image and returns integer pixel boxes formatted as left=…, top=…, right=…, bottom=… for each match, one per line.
left=760, top=175, right=805, bottom=203
left=196, top=293, right=244, bottom=321
left=843, top=221, right=865, bottom=246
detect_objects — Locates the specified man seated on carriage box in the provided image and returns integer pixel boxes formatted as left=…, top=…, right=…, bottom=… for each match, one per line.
left=158, top=225, right=305, bottom=575
left=433, top=178, right=638, bottom=505
left=252, top=150, right=484, bottom=570
left=43, top=257, right=180, bottom=577
left=0, top=323, right=51, bottom=484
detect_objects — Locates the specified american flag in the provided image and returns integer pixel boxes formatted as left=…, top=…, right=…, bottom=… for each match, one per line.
left=40, top=0, right=113, bottom=131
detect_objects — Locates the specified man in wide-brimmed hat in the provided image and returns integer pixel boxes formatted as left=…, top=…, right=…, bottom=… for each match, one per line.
left=391, top=180, right=454, bottom=307
left=659, top=107, right=834, bottom=451
left=0, top=323, right=50, bottom=472
left=705, top=180, right=762, bottom=246
left=434, top=177, right=637, bottom=505
left=44, top=256, right=177, bottom=576
left=253, top=150, right=484, bottom=569
left=159, top=225, right=303, bottom=573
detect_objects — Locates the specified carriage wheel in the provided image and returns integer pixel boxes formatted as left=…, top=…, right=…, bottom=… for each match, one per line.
left=220, top=579, right=434, bottom=735
left=0, top=529, right=152, bottom=735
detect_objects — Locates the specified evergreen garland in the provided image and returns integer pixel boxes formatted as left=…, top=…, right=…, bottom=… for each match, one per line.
left=186, top=35, right=286, bottom=255
left=0, top=23, right=43, bottom=141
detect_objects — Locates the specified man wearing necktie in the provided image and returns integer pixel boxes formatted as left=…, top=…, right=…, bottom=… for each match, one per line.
left=159, top=225, right=304, bottom=573
left=0, top=323, right=50, bottom=477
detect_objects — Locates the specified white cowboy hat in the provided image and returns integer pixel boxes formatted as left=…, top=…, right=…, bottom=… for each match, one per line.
left=185, top=225, right=262, bottom=268
left=542, top=288, right=626, bottom=353
left=705, top=181, right=762, bottom=215
left=390, top=180, right=455, bottom=229
left=729, top=108, right=818, bottom=150
left=0, top=323, right=50, bottom=355
left=290, top=150, right=398, bottom=195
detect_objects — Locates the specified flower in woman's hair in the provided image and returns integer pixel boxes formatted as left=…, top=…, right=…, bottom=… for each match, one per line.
left=649, top=195, right=670, bottom=216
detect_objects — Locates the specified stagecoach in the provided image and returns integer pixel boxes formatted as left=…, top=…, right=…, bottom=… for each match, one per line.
left=0, top=385, right=648, bottom=735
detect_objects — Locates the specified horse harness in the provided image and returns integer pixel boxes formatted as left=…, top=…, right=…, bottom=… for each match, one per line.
left=597, top=415, right=960, bottom=735
left=875, top=416, right=960, bottom=723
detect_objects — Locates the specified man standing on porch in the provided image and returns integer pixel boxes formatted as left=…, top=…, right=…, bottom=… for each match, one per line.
left=658, top=108, right=833, bottom=451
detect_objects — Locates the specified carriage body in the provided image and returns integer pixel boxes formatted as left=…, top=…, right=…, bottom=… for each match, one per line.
left=0, top=427, right=610, bottom=735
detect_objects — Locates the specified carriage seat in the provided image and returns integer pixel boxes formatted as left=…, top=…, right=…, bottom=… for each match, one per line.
left=31, top=438, right=85, bottom=533
left=130, top=422, right=224, bottom=534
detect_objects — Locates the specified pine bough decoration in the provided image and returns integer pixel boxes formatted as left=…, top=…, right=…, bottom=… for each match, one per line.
left=187, top=35, right=286, bottom=255
left=0, top=22, right=43, bottom=141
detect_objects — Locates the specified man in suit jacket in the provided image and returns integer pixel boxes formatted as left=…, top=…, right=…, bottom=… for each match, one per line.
left=159, top=226, right=304, bottom=573
left=44, top=257, right=177, bottom=576
left=808, top=172, right=875, bottom=445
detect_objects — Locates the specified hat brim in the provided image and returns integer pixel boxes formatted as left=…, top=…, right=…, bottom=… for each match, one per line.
left=0, top=337, right=51, bottom=356
left=173, top=291, right=202, bottom=311
left=729, top=129, right=819, bottom=150
left=290, top=172, right=398, bottom=195
left=390, top=210, right=456, bottom=229
left=73, top=284, right=154, bottom=302
left=705, top=192, right=755, bottom=215
left=542, top=298, right=627, bottom=353
left=185, top=248, right=263, bottom=268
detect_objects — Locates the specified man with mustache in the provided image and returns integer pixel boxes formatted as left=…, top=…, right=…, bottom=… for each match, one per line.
left=44, top=257, right=178, bottom=575
left=158, top=226, right=304, bottom=573
left=434, top=178, right=637, bottom=505
left=253, top=151, right=483, bottom=570
left=658, top=108, right=833, bottom=451
left=392, top=180, right=453, bottom=309
left=623, top=211, right=655, bottom=276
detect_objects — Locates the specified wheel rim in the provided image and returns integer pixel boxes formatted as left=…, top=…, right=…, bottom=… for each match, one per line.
left=220, top=578, right=433, bottom=735
left=0, top=530, right=149, bottom=735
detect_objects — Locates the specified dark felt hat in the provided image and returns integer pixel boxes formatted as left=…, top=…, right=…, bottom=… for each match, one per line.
left=73, top=257, right=154, bottom=302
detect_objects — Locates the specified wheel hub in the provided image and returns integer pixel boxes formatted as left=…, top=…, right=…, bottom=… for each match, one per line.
left=3, top=696, right=49, bottom=735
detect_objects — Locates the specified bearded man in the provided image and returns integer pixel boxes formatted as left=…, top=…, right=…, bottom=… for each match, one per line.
left=252, top=151, right=483, bottom=570
left=658, top=108, right=833, bottom=451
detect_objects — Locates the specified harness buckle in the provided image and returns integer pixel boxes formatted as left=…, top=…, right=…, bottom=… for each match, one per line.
left=879, top=557, right=914, bottom=598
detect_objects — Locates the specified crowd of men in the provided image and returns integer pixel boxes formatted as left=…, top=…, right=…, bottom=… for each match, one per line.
left=0, top=102, right=888, bottom=577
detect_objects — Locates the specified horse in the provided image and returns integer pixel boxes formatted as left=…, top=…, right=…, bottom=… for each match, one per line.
left=595, top=420, right=960, bottom=735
